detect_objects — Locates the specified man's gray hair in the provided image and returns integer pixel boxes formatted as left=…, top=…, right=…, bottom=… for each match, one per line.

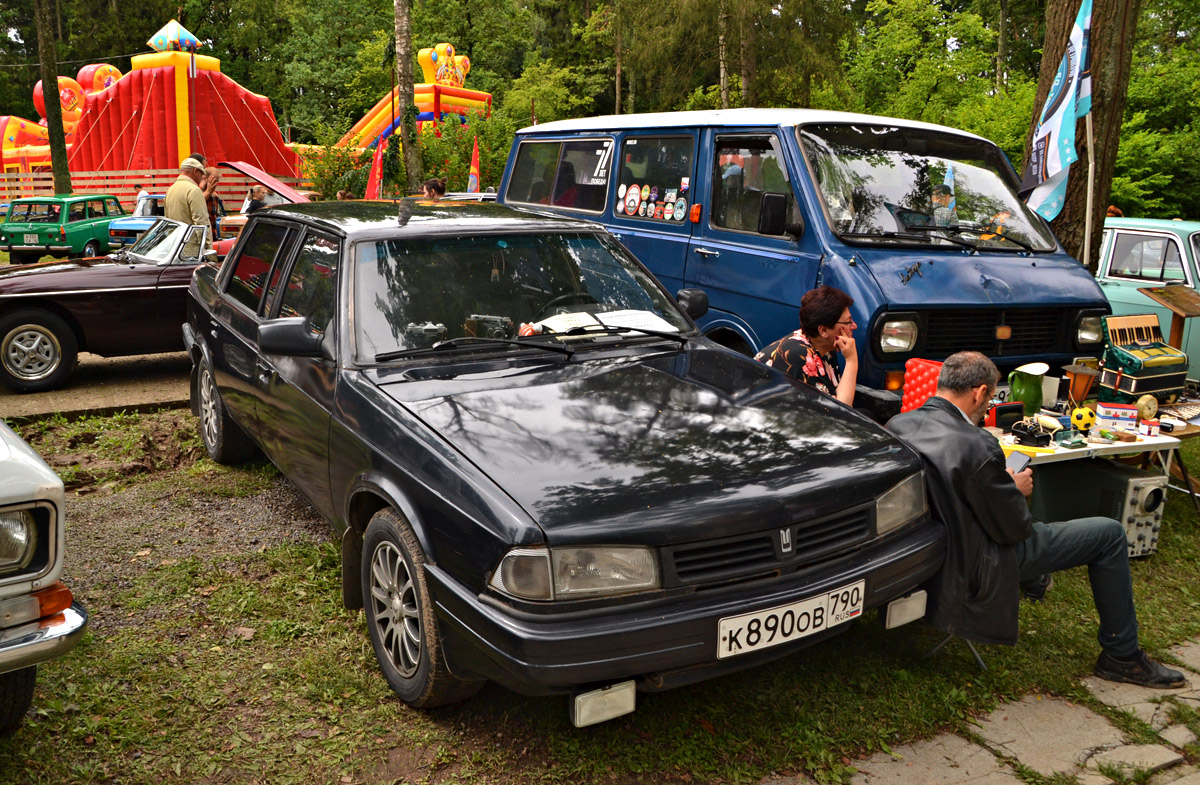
left=937, top=351, right=1000, bottom=393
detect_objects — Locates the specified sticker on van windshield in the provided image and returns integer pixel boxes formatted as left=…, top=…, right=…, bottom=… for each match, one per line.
left=618, top=183, right=627, bottom=198
left=641, top=185, right=650, bottom=201
left=680, top=177, right=690, bottom=193
left=673, top=199, right=688, bottom=221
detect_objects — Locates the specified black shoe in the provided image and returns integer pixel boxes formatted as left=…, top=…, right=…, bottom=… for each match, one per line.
left=1094, top=650, right=1188, bottom=688
left=1022, top=574, right=1053, bottom=602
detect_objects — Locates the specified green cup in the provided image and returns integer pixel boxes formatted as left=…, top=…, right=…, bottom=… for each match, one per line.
left=1008, top=368, right=1044, bottom=416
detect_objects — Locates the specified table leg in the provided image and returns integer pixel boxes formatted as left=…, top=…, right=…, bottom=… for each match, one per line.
left=1171, top=448, right=1200, bottom=515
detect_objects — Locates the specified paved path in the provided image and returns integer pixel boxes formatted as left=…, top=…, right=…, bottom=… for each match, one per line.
left=763, top=640, right=1200, bottom=784
left=0, top=351, right=190, bottom=420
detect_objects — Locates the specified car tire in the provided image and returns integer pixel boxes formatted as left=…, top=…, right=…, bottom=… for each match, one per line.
left=195, top=356, right=258, bottom=463
left=0, top=667, right=36, bottom=735
left=0, top=308, right=79, bottom=393
left=82, top=240, right=100, bottom=258
left=361, top=509, right=483, bottom=708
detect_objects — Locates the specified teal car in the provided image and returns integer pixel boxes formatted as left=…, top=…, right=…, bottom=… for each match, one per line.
left=1096, top=217, right=1200, bottom=381
left=0, top=194, right=125, bottom=265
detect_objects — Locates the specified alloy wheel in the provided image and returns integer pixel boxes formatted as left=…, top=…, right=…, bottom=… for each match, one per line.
left=368, top=541, right=421, bottom=678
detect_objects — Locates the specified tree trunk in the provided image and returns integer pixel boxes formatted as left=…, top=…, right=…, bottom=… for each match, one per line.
left=34, top=0, right=71, bottom=195
left=615, top=9, right=622, bottom=115
left=997, top=0, right=1008, bottom=93
left=718, top=0, right=729, bottom=109
left=1026, top=0, right=1141, bottom=272
left=740, top=5, right=755, bottom=106
left=394, top=0, right=423, bottom=194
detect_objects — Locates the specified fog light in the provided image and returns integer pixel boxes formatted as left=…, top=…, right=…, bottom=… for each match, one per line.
left=571, top=680, right=636, bottom=727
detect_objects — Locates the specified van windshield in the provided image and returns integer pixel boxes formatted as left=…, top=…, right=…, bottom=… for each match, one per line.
left=798, top=124, right=1057, bottom=252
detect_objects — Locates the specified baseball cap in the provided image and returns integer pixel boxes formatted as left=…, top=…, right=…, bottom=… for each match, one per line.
left=180, top=157, right=205, bottom=172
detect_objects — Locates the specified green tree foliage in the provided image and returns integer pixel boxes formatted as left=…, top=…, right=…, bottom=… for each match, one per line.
left=419, top=112, right=517, bottom=191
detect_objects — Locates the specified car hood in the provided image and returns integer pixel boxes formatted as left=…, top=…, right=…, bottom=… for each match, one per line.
left=0, top=255, right=136, bottom=288
left=375, top=346, right=918, bottom=543
left=217, top=161, right=309, bottom=204
left=853, top=247, right=1107, bottom=308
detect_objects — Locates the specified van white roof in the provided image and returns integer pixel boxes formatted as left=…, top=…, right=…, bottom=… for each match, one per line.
left=519, top=108, right=990, bottom=143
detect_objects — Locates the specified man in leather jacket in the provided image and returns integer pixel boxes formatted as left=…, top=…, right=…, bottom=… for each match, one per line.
left=888, top=351, right=1186, bottom=688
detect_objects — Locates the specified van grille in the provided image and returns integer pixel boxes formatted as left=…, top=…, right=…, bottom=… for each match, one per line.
left=661, top=505, right=873, bottom=587
left=923, top=309, right=1064, bottom=357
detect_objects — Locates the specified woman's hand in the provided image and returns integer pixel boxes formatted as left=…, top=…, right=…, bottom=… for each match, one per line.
left=833, top=333, right=857, bottom=364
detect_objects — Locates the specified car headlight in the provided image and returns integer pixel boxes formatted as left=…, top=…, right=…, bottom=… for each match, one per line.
left=0, top=510, right=37, bottom=575
left=879, top=318, right=918, bottom=353
left=490, top=546, right=660, bottom=601
left=1076, top=313, right=1104, bottom=346
left=876, top=472, right=927, bottom=535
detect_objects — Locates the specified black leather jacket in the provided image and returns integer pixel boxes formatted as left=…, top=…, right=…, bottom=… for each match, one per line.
left=887, top=396, right=1032, bottom=644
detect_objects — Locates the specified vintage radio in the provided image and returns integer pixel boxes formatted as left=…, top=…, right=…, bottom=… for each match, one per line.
left=1098, top=314, right=1188, bottom=404
left=1030, top=459, right=1167, bottom=557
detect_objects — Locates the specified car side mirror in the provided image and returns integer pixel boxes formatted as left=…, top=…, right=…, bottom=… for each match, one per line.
left=203, top=249, right=219, bottom=264
left=676, top=288, right=709, bottom=320
left=258, top=317, right=325, bottom=357
left=179, top=225, right=209, bottom=263
left=758, top=193, right=790, bottom=237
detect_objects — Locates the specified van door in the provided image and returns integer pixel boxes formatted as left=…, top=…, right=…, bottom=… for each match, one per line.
left=687, top=131, right=823, bottom=353
left=607, top=132, right=699, bottom=294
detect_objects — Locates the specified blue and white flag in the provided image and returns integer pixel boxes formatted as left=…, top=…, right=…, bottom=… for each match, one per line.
left=1019, top=0, right=1092, bottom=221
left=944, top=162, right=956, bottom=211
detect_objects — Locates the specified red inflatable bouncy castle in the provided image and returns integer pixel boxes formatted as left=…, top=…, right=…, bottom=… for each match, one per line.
left=67, top=51, right=298, bottom=175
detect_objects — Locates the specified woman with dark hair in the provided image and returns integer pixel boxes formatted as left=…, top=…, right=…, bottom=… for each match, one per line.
left=754, top=285, right=859, bottom=405
left=422, top=178, right=447, bottom=200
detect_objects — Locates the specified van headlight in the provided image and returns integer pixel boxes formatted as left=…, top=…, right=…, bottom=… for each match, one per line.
left=878, top=313, right=919, bottom=353
left=490, top=546, right=660, bottom=601
left=1075, top=311, right=1105, bottom=347
left=876, top=473, right=927, bottom=535
left=0, top=510, right=37, bottom=575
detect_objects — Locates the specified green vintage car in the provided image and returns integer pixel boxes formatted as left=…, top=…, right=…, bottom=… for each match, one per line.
left=0, top=194, right=125, bottom=265
left=1096, top=217, right=1200, bottom=381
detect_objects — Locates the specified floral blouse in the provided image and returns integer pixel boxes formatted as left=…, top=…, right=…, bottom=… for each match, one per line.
left=754, top=329, right=840, bottom=397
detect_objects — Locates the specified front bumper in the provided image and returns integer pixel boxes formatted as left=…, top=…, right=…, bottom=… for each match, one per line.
left=431, top=521, right=945, bottom=695
left=0, top=602, right=88, bottom=675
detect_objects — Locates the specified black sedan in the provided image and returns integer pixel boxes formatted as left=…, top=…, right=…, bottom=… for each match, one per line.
left=0, top=219, right=213, bottom=392
left=184, top=201, right=945, bottom=726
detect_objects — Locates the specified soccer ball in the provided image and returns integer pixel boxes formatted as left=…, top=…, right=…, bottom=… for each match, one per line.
left=1071, top=406, right=1096, bottom=433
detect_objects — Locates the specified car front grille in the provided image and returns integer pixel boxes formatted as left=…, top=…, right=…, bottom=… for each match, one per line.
left=923, top=308, right=1064, bottom=357
left=660, top=504, right=874, bottom=588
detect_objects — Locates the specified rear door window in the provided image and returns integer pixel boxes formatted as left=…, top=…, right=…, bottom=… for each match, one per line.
left=615, top=136, right=694, bottom=222
left=225, top=222, right=292, bottom=314
left=87, top=199, right=107, bottom=219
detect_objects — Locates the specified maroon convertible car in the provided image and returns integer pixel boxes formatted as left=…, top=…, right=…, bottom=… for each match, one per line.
left=0, top=218, right=212, bottom=393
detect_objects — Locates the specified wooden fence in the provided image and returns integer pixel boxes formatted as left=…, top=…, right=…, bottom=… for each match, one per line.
left=0, top=170, right=314, bottom=213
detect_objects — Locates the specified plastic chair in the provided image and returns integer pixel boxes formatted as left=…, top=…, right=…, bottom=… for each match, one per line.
left=899, top=358, right=943, bottom=413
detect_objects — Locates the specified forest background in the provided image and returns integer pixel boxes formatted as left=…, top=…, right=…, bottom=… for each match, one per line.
left=0, top=0, right=1195, bottom=220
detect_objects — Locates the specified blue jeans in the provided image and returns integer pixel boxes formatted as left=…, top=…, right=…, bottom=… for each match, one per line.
left=1015, top=517, right=1140, bottom=659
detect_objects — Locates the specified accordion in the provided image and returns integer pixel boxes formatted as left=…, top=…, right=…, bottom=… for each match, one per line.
left=1098, top=314, right=1188, bottom=404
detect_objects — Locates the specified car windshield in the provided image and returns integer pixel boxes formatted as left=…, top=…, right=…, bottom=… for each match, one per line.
left=5, top=202, right=62, bottom=224
left=128, top=220, right=186, bottom=263
left=354, top=231, right=692, bottom=360
left=798, top=123, right=1057, bottom=252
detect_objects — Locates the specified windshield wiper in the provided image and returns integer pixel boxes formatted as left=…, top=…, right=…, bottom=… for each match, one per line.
left=375, top=335, right=574, bottom=362
left=840, top=230, right=977, bottom=251
left=562, top=323, right=689, bottom=345
left=902, top=224, right=1035, bottom=252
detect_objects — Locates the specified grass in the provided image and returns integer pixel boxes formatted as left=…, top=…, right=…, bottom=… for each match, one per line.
left=1, top=413, right=1199, bottom=783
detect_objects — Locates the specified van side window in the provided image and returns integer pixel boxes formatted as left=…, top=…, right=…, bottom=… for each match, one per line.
left=506, top=139, right=612, bottom=212
left=616, top=136, right=694, bottom=222
left=711, top=136, right=800, bottom=234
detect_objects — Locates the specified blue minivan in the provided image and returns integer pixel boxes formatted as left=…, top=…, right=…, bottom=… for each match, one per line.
left=498, top=109, right=1109, bottom=415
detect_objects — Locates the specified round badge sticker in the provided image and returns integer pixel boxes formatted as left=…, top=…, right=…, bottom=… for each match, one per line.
left=640, top=185, right=650, bottom=201
left=649, top=186, right=659, bottom=202
left=673, top=198, right=688, bottom=221
left=618, top=183, right=628, bottom=198
left=616, top=196, right=625, bottom=213
left=638, top=201, right=648, bottom=216
left=624, top=184, right=641, bottom=216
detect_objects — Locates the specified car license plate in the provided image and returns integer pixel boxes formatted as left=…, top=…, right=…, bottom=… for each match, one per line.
left=717, top=580, right=864, bottom=659
left=23, top=234, right=38, bottom=244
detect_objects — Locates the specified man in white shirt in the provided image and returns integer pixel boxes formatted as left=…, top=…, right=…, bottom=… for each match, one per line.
left=133, top=185, right=151, bottom=216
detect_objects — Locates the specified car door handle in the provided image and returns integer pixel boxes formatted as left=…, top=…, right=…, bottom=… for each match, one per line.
left=610, top=231, right=623, bottom=240
left=693, top=248, right=720, bottom=258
